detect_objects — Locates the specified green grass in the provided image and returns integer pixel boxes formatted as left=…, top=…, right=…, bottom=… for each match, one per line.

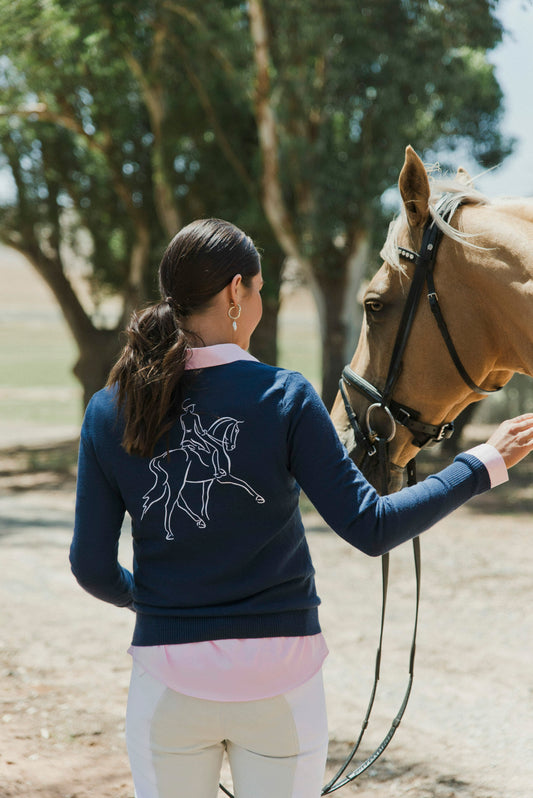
left=0, top=394, right=81, bottom=426
left=0, top=319, right=83, bottom=429
left=0, top=322, right=79, bottom=388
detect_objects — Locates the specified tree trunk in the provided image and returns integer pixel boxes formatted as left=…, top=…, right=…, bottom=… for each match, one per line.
left=15, top=245, right=122, bottom=408
left=317, top=272, right=350, bottom=410
left=311, top=233, right=369, bottom=409
left=123, top=48, right=182, bottom=239
left=340, top=232, right=369, bottom=362
left=250, top=293, right=279, bottom=366
left=73, top=327, right=122, bottom=408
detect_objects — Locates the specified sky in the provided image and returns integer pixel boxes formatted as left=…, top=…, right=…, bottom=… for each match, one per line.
left=0, top=1, right=532, bottom=201
left=467, top=0, right=533, bottom=197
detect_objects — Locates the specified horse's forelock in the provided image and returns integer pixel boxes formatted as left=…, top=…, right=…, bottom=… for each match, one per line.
left=381, top=177, right=492, bottom=274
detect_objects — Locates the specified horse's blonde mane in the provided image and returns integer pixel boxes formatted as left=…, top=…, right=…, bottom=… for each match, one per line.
left=380, top=175, right=491, bottom=273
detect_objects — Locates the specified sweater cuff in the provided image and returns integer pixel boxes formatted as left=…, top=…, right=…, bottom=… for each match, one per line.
left=464, top=443, right=508, bottom=488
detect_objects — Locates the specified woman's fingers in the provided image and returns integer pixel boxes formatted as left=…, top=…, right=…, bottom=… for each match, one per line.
left=486, top=413, right=533, bottom=469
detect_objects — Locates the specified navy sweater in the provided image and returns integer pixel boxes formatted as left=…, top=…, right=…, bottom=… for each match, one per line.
left=70, top=359, right=490, bottom=645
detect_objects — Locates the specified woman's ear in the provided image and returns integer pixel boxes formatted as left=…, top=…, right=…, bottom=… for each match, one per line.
left=228, top=274, right=242, bottom=305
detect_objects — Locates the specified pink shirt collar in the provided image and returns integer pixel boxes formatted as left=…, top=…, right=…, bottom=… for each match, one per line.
left=185, top=343, right=259, bottom=370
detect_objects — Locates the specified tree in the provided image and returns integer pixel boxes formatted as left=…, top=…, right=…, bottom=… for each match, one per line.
left=0, top=2, right=174, bottom=403
left=0, top=13, right=162, bottom=404
left=247, top=0, right=512, bottom=406
left=0, top=0, right=284, bottom=407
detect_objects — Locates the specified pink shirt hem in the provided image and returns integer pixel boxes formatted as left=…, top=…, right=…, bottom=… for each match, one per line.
left=128, top=635, right=329, bottom=701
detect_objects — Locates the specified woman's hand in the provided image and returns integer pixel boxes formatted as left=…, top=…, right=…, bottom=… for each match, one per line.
left=486, top=413, right=533, bottom=469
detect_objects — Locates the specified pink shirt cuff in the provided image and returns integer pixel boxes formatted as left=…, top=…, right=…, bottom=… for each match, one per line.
left=464, top=443, right=508, bottom=488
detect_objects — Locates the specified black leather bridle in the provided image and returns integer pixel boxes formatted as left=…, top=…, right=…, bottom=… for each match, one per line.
left=339, top=194, right=500, bottom=479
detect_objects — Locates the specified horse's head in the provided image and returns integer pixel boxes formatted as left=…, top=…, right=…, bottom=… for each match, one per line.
left=331, top=145, right=526, bottom=493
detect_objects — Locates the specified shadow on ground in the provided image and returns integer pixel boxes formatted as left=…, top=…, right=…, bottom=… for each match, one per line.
left=0, top=439, right=78, bottom=493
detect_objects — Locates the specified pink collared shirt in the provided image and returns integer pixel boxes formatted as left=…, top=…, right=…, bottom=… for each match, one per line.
left=129, top=344, right=507, bottom=700
left=464, top=443, right=508, bottom=488
left=185, top=342, right=258, bottom=370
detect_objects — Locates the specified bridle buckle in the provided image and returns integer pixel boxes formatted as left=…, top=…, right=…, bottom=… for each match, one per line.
left=395, top=406, right=412, bottom=428
left=435, top=421, right=454, bottom=442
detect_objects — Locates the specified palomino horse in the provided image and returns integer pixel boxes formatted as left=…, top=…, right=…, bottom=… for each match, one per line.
left=331, top=145, right=533, bottom=493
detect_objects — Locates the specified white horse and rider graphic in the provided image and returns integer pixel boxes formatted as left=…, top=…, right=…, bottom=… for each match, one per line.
left=142, top=400, right=264, bottom=540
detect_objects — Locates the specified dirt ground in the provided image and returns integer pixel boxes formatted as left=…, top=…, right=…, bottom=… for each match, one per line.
left=0, top=442, right=532, bottom=798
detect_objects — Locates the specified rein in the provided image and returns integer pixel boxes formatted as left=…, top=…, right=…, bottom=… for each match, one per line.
left=321, top=462, right=421, bottom=794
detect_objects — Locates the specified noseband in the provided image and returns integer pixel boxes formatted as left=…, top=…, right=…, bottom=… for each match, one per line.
left=340, top=194, right=500, bottom=478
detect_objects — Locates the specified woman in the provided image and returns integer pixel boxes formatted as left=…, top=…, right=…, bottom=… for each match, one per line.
left=70, top=218, right=533, bottom=798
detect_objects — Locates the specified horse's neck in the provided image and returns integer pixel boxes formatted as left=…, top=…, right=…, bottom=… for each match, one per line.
left=494, top=197, right=533, bottom=225
left=471, top=205, right=533, bottom=377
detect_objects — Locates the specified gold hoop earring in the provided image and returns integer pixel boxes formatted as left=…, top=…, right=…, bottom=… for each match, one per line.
left=228, top=303, right=241, bottom=332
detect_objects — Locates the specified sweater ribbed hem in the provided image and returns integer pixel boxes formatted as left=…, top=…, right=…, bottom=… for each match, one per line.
left=131, top=608, right=321, bottom=646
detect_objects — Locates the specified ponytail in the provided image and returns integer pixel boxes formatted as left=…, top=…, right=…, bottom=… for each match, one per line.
left=107, top=300, right=194, bottom=457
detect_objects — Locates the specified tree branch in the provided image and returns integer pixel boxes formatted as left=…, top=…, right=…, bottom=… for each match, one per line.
left=122, top=48, right=182, bottom=238
left=6, top=233, right=99, bottom=344
left=2, top=102, right=151, bottom=318
left=161, top=1, right=236, bottom=77
left=0, top=103, right=47, bottom=116
left=247, top=0, right=309, bottom=269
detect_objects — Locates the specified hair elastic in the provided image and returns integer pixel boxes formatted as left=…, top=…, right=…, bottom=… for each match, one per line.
left=164, top=296, right=180, bottom=314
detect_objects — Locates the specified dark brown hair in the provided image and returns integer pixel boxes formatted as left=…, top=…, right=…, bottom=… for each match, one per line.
left=107, top=219, right=260, bottom=456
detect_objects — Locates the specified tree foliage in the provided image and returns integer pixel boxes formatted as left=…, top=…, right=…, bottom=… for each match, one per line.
left=0, top=0, right=512, bottom=407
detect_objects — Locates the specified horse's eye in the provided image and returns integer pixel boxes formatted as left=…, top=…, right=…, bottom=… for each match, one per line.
left=365, top=299, right=383, bottom=314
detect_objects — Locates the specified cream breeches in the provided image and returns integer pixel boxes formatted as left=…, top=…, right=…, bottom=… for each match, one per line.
left=126, top=661, right=329, bottom=798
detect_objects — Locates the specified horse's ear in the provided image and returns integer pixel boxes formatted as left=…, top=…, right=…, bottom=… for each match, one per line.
left=399, top=146, right=430, bottom=229
left=456, top=166, right=473, bottom=186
